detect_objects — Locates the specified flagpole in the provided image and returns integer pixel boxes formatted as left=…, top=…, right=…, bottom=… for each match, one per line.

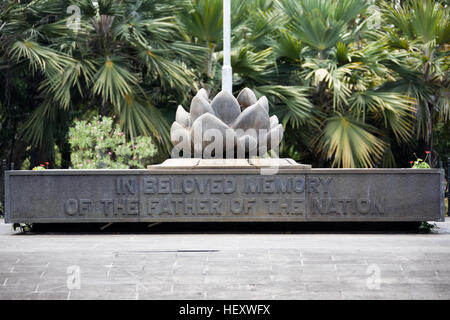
left=222, top=0, right=232, bottom=93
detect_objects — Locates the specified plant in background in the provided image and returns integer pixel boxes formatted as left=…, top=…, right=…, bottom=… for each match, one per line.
left=69, top=116, right=158, bottom=169
left=1, top=0, right=448, bottom=170
left=419, top=221, right=438, bottom=233
left=382, top=0, right=449, bottom=163
left=410, top=152, right=431, bottom=168
left=32, top=162, right=49, bottom=170
left=12, top=223, right=32, bottom=233
left=1, top=0, right=206, bottom=168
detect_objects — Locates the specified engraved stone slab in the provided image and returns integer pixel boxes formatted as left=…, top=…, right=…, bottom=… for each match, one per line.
left=4, top=169, right=444, bottom=223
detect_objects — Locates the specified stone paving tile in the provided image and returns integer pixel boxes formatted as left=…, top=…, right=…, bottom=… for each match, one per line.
left=1, top=218, right=450, bottom=299
left=296, top=291, right=343, bottom=300
left=32, top=292, right=69, bottom=300
left=172, top=275, right=206, bottom=285
left=270, top=265, right=302, bottom=274
left=204, top=275, right=241, bottom=285
left=301, top=264, right=337, bottom=272
left=341, top=291, right=407, bottom=300
left=0, top=291, right=37, bottom=300
left=270, top=274, right=303, bottom=283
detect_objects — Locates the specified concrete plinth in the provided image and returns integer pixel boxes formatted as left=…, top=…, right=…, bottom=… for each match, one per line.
left=4, top=160, right=444, bottom=223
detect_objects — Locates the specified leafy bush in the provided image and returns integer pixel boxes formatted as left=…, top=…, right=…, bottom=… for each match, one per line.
left=410, top=152, right=431, bottom=169
left=418, top=222, right=438, bottom=233
left=69, top=116, right=158, bottom=169
left=12, top=223, right=32, bottom=233
left=32, top=163, right=47, bottom=170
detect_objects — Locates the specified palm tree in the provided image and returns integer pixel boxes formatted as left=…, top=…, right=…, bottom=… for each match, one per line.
left=1, top=0, right=206, bottom=166
left=178, top=0, right=420, bottom=167
left=381, top=0, right=449, bottom=165
left=178, top=0, right=223, bottom=83
left=0, top=0, right=73, bottom=166
left=178, top=0, right=317, bottom=146
left=2, top=0, right=447, bottom=170
left=276, top=0, right=416, bottom=167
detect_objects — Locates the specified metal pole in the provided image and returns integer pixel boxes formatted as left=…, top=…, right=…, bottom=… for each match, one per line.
left=448, top=157, right=449, bottom=217
left=222, top=0, right=232, bottom=94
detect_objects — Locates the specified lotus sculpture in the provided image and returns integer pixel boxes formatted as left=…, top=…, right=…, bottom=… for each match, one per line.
left=171, top=88, right=283, bottom=158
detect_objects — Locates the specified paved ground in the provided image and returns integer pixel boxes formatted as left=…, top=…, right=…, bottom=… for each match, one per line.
left=0, top=219, right=449, bottom=300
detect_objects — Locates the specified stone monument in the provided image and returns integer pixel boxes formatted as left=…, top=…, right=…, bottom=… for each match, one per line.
left=2, top=0, right=445, bottom=224
left=170, top=88, right=284, bottom=159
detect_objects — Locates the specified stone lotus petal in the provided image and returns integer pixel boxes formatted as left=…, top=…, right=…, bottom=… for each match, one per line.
left=269, top=115, right=279, bottom=128
left=211, top=91, right=241, bottom=125
left=197, top=88, right=209, bottom=101
left=257, top=96, right=269, bottom=114
left=236, top=134, right=258, bottom=155
left=266, top=123, right=284, bottom=150
left=190, top=95, right=214, bottom=122
left=176, top=105, right=191, bottom=128
left=231, top=102, right=270, bottom=132
left=191, top=113, right=236, bottom=155
left=237, top=87, right=257, bottom=109
left=170, top=88, right=284, bottom=158
left=170, top=121, right=190, bottom=146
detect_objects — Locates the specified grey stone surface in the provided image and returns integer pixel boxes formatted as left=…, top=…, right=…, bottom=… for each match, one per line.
left=170, top=88, right=283, bottom=157
left=211, top=91, right=242, bottom=126
left=4, top=168, right=444, bottom=223
left=237, top=87, right=257, bottom=109
left=175, top=105, right=191, bottom=128
left=189, top=95, right=214, bottom=123
left=190, top=113, right=235, bottom=153
left=230, top=102, right=270, bottom=131
left=0, top=218, right=449, bottom=300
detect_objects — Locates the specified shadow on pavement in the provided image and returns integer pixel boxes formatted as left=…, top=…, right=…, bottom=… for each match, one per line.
left=29, top=221, right=424, bottom=234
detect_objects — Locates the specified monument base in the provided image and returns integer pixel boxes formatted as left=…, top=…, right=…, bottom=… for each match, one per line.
left=4, top=159, right=445, bottom=223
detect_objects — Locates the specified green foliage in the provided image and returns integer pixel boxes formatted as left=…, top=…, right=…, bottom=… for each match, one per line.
left=418, top=221, right=438, bottom=233
left=1, top=0, right=206, bottom=163
left=318, top=116, right=387, bottom=168
left=411, top=159, right=431, bottom=169
left=280, top=0, right=368, bottom=52
left=12, top=223, right=32, bottom=233
left=179, top=0, right=223, bottom=44
left=382, top=0, right=449, bottom=144
left=0, top=0, right=449, bottom=170
left=410, top=153, right=432, bottom=169
left=69, top=116, right=158, bottom=169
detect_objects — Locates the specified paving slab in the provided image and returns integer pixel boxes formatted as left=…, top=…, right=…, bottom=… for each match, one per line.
left=0, top=218, right=449, bottom=299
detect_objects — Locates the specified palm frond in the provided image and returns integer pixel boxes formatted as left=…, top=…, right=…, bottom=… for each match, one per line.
left=117, top=95, right=171, bottom=152
left=9, top=40, right=70, bottom=76
left=93, top=56, right=138, bottom=108
left=178, top=0, right=223, bottom=44
left=349, top=90, right=415, bottom=143
left=317, top=115, right=386, bottom=168
left=254, top=85, right=317, bottom=128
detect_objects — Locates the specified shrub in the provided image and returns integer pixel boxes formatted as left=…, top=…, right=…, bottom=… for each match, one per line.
left=69, top=116, right=158, bottom=169
left=410, top=152, right=431, bottom=169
